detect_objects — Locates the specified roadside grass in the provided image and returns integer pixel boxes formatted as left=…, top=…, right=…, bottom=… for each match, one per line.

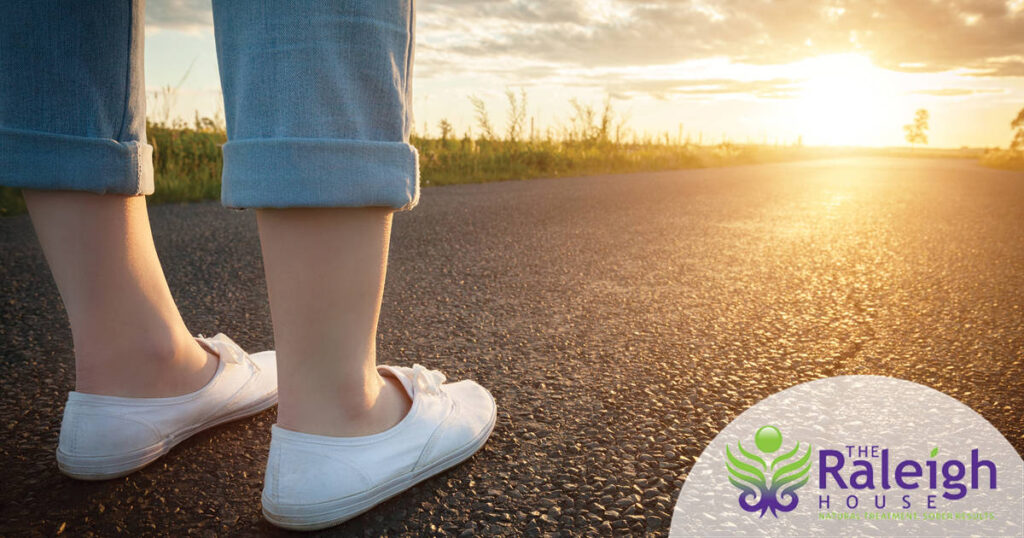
left=1, top=89, right=1019, bottom=216
left=0, top=123, right=1002, bottom=217
left=416, top=137, right=820, bottom=186
left=980, top=149, right=1024, bottom=171
left=0, top=123, right=226, bottom=216
left=0, top=187, right=24, bottom=216
left=0, top=124, right=826, bottom=216
left=147, top=124, right=225, bottom=205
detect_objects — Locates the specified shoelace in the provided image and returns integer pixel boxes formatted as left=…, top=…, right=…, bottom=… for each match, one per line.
left=197, top=333, right=260, bottom=373
left=410, top=364, right=446, bottom=395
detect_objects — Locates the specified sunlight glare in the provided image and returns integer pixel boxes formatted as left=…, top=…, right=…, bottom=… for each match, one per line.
left=792, top=54, right=901, bottom=146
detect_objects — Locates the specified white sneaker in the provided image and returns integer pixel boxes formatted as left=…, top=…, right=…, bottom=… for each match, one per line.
left=56, top=333, right=278, bottom=480
left=261, top=364, right=497, bottom=531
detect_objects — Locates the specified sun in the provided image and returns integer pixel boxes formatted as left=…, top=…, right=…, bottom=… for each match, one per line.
left=791, top=54, right=901, bottom=146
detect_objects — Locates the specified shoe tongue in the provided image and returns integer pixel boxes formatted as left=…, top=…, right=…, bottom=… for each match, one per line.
left=378, top=365, right=415, bottom=399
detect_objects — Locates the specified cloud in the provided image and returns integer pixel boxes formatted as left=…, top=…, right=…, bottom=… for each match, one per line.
left=148, top=1, right=1024, bottom=78
left=420, top=0, right=1024, bottom=77
left=587, top=77, right=802, bottom=100
left=146, top=0, right=1024, bottom=76
left=145, top=0, right=212, bottom=30
left=910, top=88, right=1007, bottom=96
left=144, top=0, right=1024, bottom=103
left=420, top=0, right=591, bottom=24
left=966, top=59, right=1024, bottom=77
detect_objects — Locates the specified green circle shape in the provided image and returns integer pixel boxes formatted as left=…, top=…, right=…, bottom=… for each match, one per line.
left=755, top=425, right=783, bottom=452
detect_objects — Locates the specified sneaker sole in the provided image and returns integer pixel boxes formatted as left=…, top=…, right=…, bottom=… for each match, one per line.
left=261, top=395, right=498, bottom=531
left=57, top=354, right=279, bottom=481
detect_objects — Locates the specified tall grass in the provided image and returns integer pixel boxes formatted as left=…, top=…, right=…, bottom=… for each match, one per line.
left=0, top=185, right=24, bottom=216
left=415, top=94, right=815, bottom=185
left=0, top=117, right=226, bottom=216
left=415, top=136, right=809, bottom=186
left=980, top=149, right=1024, bottom=171
left=0, top=98, right=819, bottom=215
left=0, top=93, right=1008, bottom=216
left=147, top=118, right=225, bottom=204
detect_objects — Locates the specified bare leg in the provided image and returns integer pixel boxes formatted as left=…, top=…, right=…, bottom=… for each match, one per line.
left=257, top=207, right=411, bottom=437
left=23, top=190, right=216, bottom=398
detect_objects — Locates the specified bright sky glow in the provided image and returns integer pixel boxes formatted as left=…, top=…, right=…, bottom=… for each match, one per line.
left=143, top=1, right=1024, bottom=148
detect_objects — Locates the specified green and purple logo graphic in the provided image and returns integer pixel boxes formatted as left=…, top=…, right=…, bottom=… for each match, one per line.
left=725, top=425, right=813, bottom=518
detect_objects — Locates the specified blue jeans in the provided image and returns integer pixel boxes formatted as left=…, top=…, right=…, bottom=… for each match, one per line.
left=0, top=0, right=419, bottom=210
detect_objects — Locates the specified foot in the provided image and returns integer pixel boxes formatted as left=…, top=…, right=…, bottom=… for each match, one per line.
left=261, top=365, right=497, bottom=531
left=57, top=334, right=278, bottom=480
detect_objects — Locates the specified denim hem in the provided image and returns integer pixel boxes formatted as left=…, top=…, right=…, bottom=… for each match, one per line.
left=221, top=138, right=420, bottom=210
left=0, top=126, right=153, bottom=195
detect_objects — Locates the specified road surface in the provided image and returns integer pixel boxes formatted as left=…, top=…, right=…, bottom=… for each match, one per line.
left=1, top=157, right=1022, bottom=536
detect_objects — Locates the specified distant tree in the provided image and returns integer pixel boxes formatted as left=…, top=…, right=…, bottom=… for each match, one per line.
left=1011, top=107, right=1024, bottom=152
left=438, top=118, right=453, bottom=142
left=904, top=109, right=929, bottom=149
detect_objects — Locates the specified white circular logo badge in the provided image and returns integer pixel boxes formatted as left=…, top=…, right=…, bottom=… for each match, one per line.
left=671, top=376, right=1024, bottom=536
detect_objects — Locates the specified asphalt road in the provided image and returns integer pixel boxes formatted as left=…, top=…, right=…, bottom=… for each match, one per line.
left=1, top=157, right=1022, bottom=536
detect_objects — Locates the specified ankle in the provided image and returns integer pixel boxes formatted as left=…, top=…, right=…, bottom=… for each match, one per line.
left=277, top=372, right=411, bottom=437
left=73, top=330, right=216, bottom=397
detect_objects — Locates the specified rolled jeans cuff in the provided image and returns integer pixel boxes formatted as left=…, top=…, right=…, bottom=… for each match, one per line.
left=220, top=138, right=419, bottom=211
left=0, top=127, right=154, bottom=196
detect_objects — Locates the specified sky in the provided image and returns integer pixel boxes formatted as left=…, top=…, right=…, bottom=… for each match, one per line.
left=144, top=0, right=1024, bottom=148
